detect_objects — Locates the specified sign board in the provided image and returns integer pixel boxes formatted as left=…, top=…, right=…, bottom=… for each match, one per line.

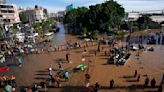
left=66, top=4, right=73, bottom=12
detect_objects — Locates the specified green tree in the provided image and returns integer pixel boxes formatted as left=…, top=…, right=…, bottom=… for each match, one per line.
left=92, top=30, right=99, bottom=39
left=32, top=19, right=55, bottom=36
left=82, top=27, right=88, bottom=37
left=76, top=7, right=88, bottom=28
left=32, top=22, right=41, bottom=32
left=137, top=15, right=152, bottom=30
left=64, top=0, right=125, bottom=35
left=0, top=26, right=4, bottom=40
left=64, top=9, right=78, bottom=24
left=19, top=13, right=28, bottom=24
left=10, top=24, right=19, bottom=33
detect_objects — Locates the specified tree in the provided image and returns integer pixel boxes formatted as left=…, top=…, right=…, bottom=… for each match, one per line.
left=120, top=22, right=129, bottom=30
left=76, top=7, right=88, bottom=27
left=64, top=9, right=78, bottom=24
left=137, top=15, right=152, bottom=30
left=0, top=26, right=4, bottom=40
left=92, top=30, right=99, bottom=39
left=19, top=13, right=28, bottom=24
left=82, top=27, right=88, bottom=37
left=10, top=24, right=19, bottom=33
left=137, top=17, right=145, bottom=30
left=64, top=0, right=125, bottom=34
left=32, top=19, right=55, bottom=36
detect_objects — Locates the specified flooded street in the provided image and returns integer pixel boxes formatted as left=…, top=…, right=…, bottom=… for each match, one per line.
left=51, top=22, right=67, bottom=45
left=1, top=27, right=164, bottom=92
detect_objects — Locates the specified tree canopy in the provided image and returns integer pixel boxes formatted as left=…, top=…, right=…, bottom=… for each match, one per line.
left=32, top=19, right=55, bottom=36
left=64, top=0, right=125, bottom=34
left=19, top=13, right=28, bottom=24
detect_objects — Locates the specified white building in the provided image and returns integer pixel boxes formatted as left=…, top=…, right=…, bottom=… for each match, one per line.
left=150, top=15, right=164, bottom=23
left=19, top=5, right=47, bottom=24
left=57, top=11, right=65, bottom=17
left=127, top=12, right=141, bottom=21
left=35, top=6, right=45, bottom=21
left=0, top=3, right=20, bottom=24
left=48, top=13, right=56, bottom=18
left=0, top=0, right=6, bottom=4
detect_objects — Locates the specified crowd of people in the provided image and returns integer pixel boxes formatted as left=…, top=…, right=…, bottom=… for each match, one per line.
left=1, top=30, right=164, bottom=92
left=0, top=75, right=16, bottom=92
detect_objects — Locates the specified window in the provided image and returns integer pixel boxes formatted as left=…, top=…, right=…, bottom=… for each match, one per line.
left=7, top=6, right=13, bottom=8
left=0, top=10, right=15, bottom=13
left=8, top=10, right=15, bottom=13
left=0, top=5, right=14, bottom=8
left=3, top=19, right=10, bottom=22
left=1, top=10, right=8, bottom=13
left=0, top=5, right=6, bottom=8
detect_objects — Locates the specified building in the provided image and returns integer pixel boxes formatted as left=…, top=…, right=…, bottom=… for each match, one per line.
left=34, top=5, right=45, bottom=21
left=19, top=9, right=36, bottom=24
left=150, top=15, right=164, bottom=23
left=0, top=3, right=20, bottom=24
left=19, top=5, right=47, bottom=24
left=57, top=11, right=65, bottom=17
left=48, top=13, right=57, bottom=18
left=127, top=12, right=141, bottom=21
left=0, top=0, right=6, bottom=4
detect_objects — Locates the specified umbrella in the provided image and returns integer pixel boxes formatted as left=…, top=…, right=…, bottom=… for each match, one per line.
left=0, top=67, right=10, bottom=73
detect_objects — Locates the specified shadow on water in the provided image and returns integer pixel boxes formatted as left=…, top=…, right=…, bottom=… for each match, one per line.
left=60, top=86, right=86, bottom=92
left=36, top=70, right=48, bottom=73
left=36, top=73, right=49, bottom=76
left=19, top=84, right=159, bottom=92
left=100, top=84, right=159, bottom=91
left=58, top=84, right=159, bottom=92
left=120, top=75, right=135, bottom=79
left=34, top=77, right=47, bottom=80
left=125, top=79, right=139, bottom=82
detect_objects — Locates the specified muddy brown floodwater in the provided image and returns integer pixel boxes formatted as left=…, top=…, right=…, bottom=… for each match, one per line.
left=1, top=26, right=164, bottom=92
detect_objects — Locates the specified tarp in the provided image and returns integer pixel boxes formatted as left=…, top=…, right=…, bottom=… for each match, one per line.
left=0, top=67, right=10, bottom=72
left=77, top=64, right=87, bottom=70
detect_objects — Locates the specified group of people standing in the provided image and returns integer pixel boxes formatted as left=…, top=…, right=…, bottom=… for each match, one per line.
left=0, top=75, right=16, bottom=92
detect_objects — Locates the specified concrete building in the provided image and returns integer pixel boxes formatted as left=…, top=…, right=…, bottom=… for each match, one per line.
left=48, top=13, right=56, bottom=18
left=0, top=3, right=20, bottom=24
left=57, top=11, right=65, bottom=17
left=127, top=12, right=141, bottom=21
left=35, top=5, right=45, bottom=21
left=150, top=15, right=164, bottom=23
left=19, top=9, right=36, bottom=24
left=0, top=0, right=6, bottom=4
left=19, top=5, right=47, bottom=24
